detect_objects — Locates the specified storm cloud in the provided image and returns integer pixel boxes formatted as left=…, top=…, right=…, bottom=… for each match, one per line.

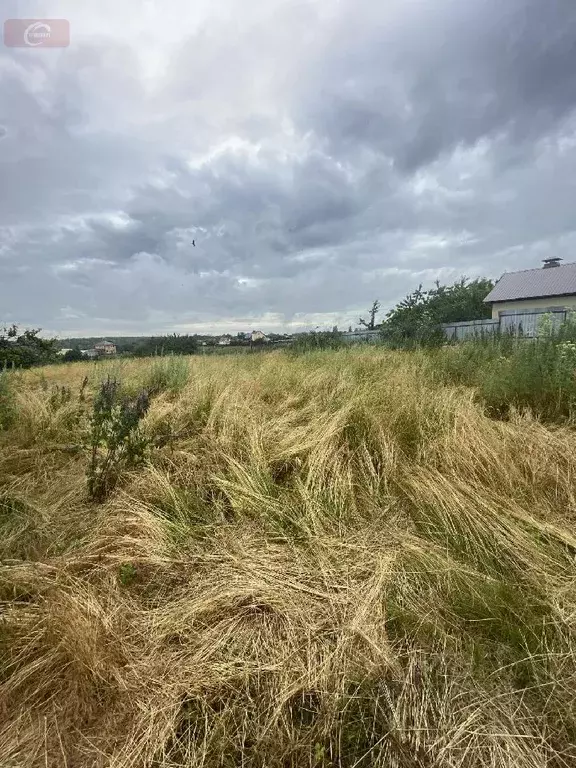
left=1, top=0, right=576, bottom=335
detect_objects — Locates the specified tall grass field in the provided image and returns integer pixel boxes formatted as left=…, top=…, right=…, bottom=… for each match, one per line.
left=1, top=346, right=576, bottom=767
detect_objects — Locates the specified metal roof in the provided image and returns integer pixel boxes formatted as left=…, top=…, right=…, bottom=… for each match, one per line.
left=484, top=262, right=576, bottom=303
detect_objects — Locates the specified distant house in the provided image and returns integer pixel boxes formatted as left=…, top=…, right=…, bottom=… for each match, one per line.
left=94, top=340, right=116, bottom=356
left=81, top=349, right=98, bottom=359
left=57, top=348, right=73, bottom=356
left=218, top=335, right=232, bottom=346
left=251, top=330, right=268, bottom=343
left=484, top=258, right=576, bottom=319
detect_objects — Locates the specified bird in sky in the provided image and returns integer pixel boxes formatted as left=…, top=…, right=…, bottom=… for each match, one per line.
left=192, top=240, right=196, bottom=247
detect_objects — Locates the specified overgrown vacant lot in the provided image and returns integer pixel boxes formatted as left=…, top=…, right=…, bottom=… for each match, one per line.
left=1, top=348, right=576, bottom=767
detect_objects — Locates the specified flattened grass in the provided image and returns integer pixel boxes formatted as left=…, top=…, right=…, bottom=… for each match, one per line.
left=0, top=348, right=575, bottom=766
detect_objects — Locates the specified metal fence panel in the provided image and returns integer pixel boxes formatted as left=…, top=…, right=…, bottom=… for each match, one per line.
left=498, top=309, right=567, bottom=338
left=443, top=309, right=570, bottom=340
left=442, top=319, right=498, bottom=340
left=341, top=330, right=381, bottom=344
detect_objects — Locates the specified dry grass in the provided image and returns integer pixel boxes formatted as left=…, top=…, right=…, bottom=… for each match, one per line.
left=1, top=348, right=576, bottom=767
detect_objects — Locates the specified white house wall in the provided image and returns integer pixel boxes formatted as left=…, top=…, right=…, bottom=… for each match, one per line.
left=491, top=295, right=576, bottom=319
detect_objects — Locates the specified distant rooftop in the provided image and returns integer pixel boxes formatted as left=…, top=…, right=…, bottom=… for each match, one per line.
left=485, top=260, right=576, bottom=303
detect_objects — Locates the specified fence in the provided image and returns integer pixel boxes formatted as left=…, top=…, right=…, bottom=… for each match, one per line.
left=498, top=308, right=569, bottom=337
left=442, top=318, right=498, bottom=341
left=341, top=330, right=382, bottom=344
left=442, top=308, right=570, bottom=341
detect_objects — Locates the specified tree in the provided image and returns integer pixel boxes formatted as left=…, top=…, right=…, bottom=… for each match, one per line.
left=359, top=300, right=381, bottom=330
left=381, top=277, right=494, bottom=347
left=0, top=325, right=59, bottom=368
left=131, top=334, right=198, bottom=357
left=62, top=347, right=84, bottom=363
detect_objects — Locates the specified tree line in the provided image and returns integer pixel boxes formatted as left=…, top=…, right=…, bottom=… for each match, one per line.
left=1, top=276, right=496, bottom=367
left=0, top=325, right=60, bottom=369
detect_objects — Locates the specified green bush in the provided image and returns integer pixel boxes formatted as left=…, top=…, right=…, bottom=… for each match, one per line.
left=87, top=378, right=151, bottom=502
left=62, top=348, right=84, bottom=363
left=380, top=277, right=494, bottom=349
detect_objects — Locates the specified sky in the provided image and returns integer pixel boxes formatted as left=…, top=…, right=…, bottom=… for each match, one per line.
left=1, top=0, right=576, bottom=337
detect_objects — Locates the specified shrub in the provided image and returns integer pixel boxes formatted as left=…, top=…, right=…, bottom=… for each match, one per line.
left=62, top=348, right=85, bottom=363
left=87, top=377, right=151, bottom=502
left=380, top=277, right=494, bottom=349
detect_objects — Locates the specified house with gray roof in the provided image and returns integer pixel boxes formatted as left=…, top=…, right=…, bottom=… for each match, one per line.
left=484, top=258, right=576, bottom=319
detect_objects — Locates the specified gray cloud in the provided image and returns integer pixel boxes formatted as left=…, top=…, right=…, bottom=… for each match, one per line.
left=297, top=0, right=576, bottom=170
left=1, top=0, right=576, bottom=335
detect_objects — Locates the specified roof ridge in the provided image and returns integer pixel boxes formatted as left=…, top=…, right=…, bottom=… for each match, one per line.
left=497, top=261, right=576, bottom=277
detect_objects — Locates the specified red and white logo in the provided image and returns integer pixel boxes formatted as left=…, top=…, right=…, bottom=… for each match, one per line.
left=3, top=19, right=70, bottom=48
